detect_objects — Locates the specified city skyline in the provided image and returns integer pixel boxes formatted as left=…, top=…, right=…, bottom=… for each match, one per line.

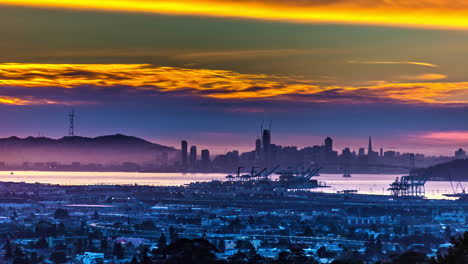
left=2, top=111, right=468, bottom=157
left=2, top=2, right=468, bottom=156
left=1, top=126, right=465, bottom=160
left=0, top=3, right=467, bottom=264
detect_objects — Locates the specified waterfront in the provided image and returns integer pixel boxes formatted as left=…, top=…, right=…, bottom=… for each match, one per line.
left=0, top=171, right=464, bottom=200
left=312, top=174, right=464, bottom=200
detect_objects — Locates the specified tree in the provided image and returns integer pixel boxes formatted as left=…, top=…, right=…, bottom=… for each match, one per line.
left=13, top=257, right=29, bottom=264
left=433, top=231, right=468, bottom=264
left=317, top=246, right=327, bottom=258
left=277, top=251, right=291, bottom=264
left=130, top=256, right=139, bottom=264
left=100, top=239, right=108, bottom=252
left=376, top=238, right=383, bottom=254
left=35, top=220, right=56, bottom=237
left=228, top=251, right=248, bottom=264
left=235, top=240, right=255, bottom=251
left=5, top=239, right=12, bottom=258
left=113, top=242, right=124, bottom=259
left=12, top=246, right=29, bottom=264
left=218, top=238, right=226, bottom=253
left=139, top=220, right=156, bottom=231
left=276, top=247, right=317, bottom=264
left=331, top=260, right=364, bottom=264
left=35, top=237, right=48, bottom=249
left=93, top=210, right=100, bottom=220
left=50, top=251, right=67, bottom=264
left=302, top=226, right=314, bottom=236
left=333, top=248, right=363, bottom=264
left=75, top=239, right=84, bottom=254
left=288, top=245, right=317, bottom=264
left=247, top=251, right=269, bottom=264
left=169, top=226, right=179, bottom=243
left=159, top=238, right=219, bottom=264
left=30, top=252, right=38, bottom=264
left=158, top=233, right=167, bottom=249
left=230, top=217, right=242, bottom=233
left=140, top=254, right=151, bottom=264
left=14, top=245, right=24, bottom=258
left=444, top=225, right=453, bottom=239
left=389, top=250, right=429, bottom=264
left=53, top=209, right=69, bottom=219
left=57, top=223, right=66, bottom=234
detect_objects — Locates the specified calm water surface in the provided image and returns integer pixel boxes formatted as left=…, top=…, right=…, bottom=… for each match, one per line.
left=312, top=174, right=463, bottom=200
left=0, top=171, right=464, bottom=200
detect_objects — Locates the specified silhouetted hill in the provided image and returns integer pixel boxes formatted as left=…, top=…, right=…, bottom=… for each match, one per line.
left=0, top=134, right=177, bottom=165
left=422, top=159, right=468, bottom=181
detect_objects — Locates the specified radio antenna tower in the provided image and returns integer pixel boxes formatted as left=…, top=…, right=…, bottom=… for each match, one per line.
left=69, top=109, right=75, bottom=136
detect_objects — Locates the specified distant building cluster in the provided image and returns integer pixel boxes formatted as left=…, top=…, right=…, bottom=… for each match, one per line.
left=183, top=130, right=457, bottom=174
left=0, top=130, right=466, bottom=174
left=180, top=140, right=210, bottom=171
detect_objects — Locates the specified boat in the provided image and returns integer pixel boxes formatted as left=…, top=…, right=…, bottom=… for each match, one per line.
left=338, top=189, right=358, bottom=194
left=443, top=190, right=466, bottom=197
left=342, top=173, right=351, bottom=178
left=443, top=173, right=466, bottom=198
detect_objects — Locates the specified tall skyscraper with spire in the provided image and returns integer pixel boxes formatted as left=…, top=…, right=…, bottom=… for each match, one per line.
left=255, top=138, right=262, bottom=160
left=262, top=129, right=271, bottom=166
left=368, top=136, right=373, bottom=155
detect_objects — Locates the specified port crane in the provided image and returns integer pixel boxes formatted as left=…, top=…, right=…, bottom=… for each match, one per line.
left=276, top=164, right=322, bottom=189
left=388, top=154, right=432, bottom=197
left=225, top=166, right=243, bottom=181
left=225, top=166, right=279, bottom=182
left=388, top=170, right=431, bottom=197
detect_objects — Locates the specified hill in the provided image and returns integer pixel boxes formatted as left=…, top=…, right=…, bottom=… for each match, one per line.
left=0, top=134, right=177, bottom=165
left=423, top=159, right=468, bottom=181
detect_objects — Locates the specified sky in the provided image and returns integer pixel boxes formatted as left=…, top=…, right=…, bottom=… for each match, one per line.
left=1, top=1, right=468, bottom=155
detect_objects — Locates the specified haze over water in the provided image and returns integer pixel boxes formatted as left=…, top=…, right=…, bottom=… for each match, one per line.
left=1, top=171, right=462, bottom=200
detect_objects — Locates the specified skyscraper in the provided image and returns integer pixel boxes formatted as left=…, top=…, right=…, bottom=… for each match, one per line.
left=262, top=129, right=271, bottom=166
left=455, top=148, right=466, bottom=159
left=190, top=146, right=197, bottom=166
left=358, top=148, right=365, bottom=156
left=201, top=149, right=210, bottom=167
left=255, top=138, right=262, bottom=160
left=181, top=140, right=188, bottom=166
left=368, top=137, right=378, bottom=162
left=325, top=137, right=333, bottom=152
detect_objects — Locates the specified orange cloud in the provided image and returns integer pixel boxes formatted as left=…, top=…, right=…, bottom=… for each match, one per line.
left=399, top=73, right=447, bottom=81
left=1, top=63, right=468, bottom=106
left=3, top=0, right=468, bottom=29
left=0, top=95, right=59, bottom=105
left=0, top=63, right=322, bottom=99
left=352, top=61, right=439, bottom=68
